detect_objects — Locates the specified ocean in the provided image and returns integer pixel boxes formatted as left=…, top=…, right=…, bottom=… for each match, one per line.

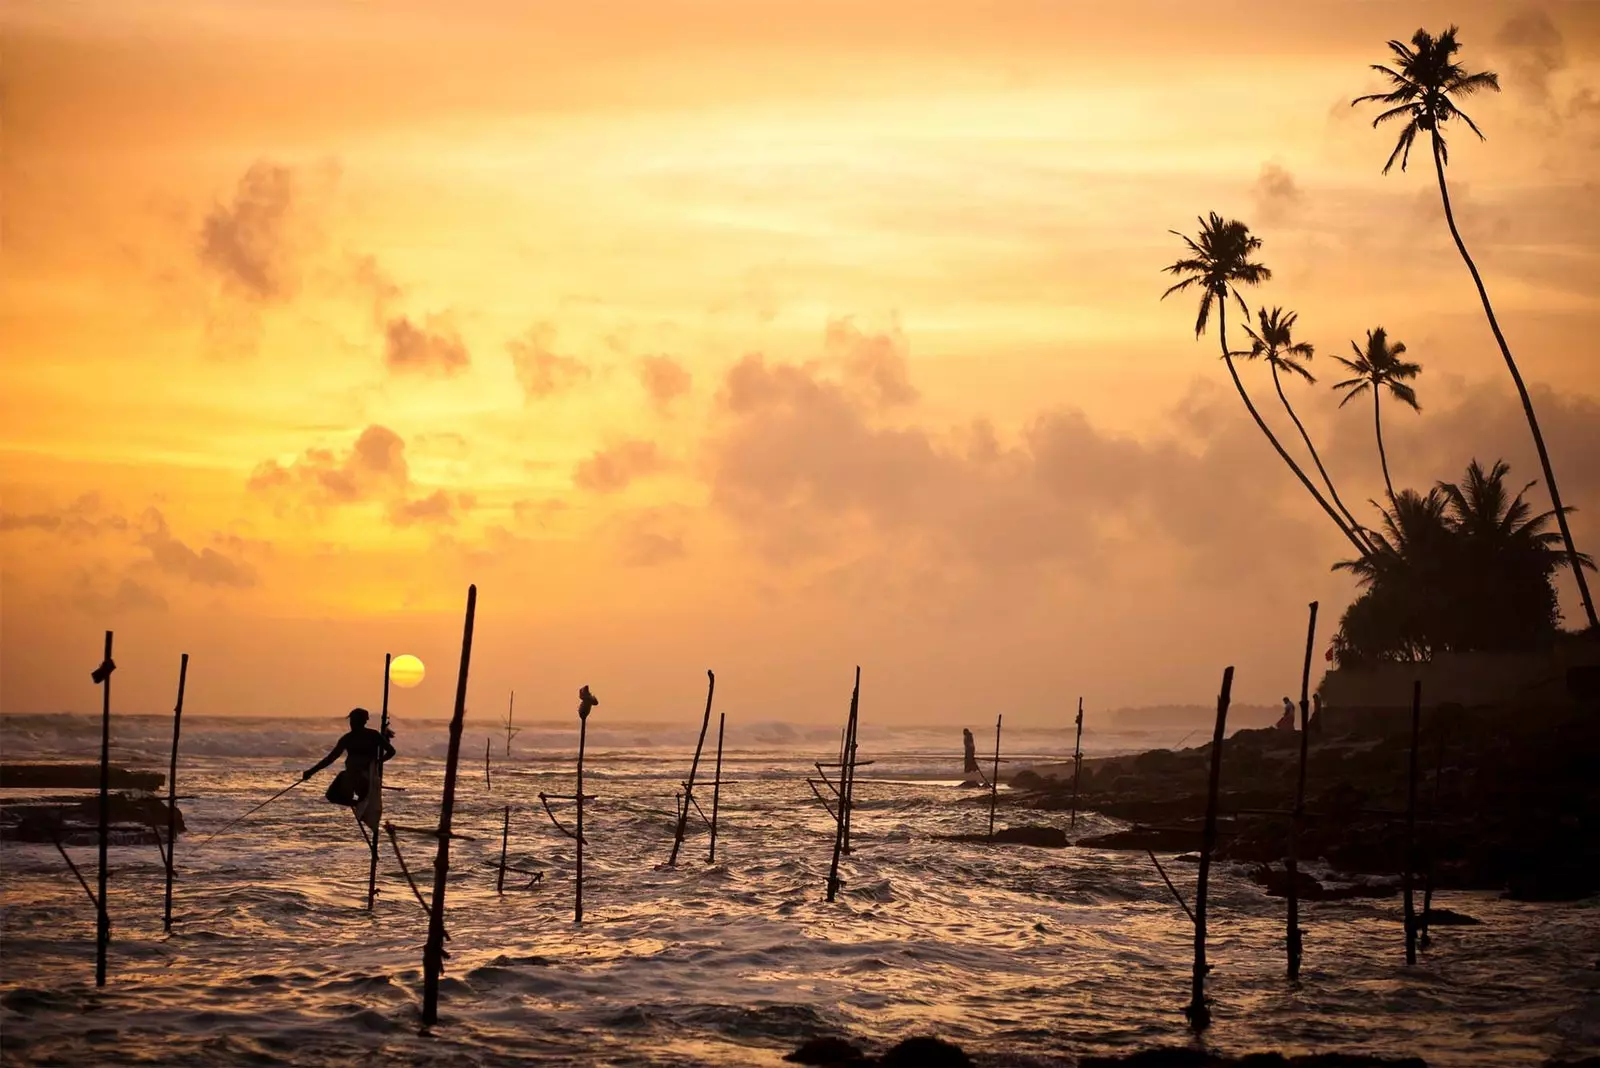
left=2, top=712, right=1597, bottom=1066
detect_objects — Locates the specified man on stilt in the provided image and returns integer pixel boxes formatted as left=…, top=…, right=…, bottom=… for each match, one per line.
left=304, top=708, right=396, bottom=809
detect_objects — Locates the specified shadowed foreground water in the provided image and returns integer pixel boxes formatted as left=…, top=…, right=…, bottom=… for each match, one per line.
left=2, top=717, right=1599, bottom=1066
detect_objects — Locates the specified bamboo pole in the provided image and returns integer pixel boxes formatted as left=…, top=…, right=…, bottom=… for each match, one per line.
left=841, top=673, right=861, bottom=856
left=366, top=653, right=392, bottom=911
left=1287, top=601, right=1318, bottom=981
left=1404, top=679, right=1422, bottom=966
left=163, top=653, right=189, bottom=933
left=497, top=805, right=510, bottom=896
left=91, top=631, right=115, bottom=987
left=987, top=714, right=1002, bottom=842
left=504, top=691, right=519, bottom=757
left=421, top=585, right=477, bottom=1029
left=1420, top=714, right=1447, bottom=949
left=1070, top=698, right=1084, bottom=830
left=707, top=712, right=725, bottom=864
left=1187, top=664, right=1233, bottom=1031
left=575, top=685, right=598, bottom=923
left=669, top=670, right=716, bottom=866
left=826, top=667, right=861, bottom=902
left=485, top=738, right=491, bottom=792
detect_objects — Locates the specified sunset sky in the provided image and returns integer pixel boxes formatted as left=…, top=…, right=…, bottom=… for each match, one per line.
left=4, top=0, right=1599, bottom=726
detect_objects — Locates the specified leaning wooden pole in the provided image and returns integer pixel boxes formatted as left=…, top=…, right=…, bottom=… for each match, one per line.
left=575, top=685, right=598, bottom=923
left=1287, top=601, right=1318, bottom=981
left=366, top=653, right=393, bottom=912
left=668, top=670, right=716, bottom=866
left=1187, top=664, right=1233, bottom=1031
left=497, top=805, right=511, bottom=896
left=485, top=738, right=492, bottom=792
left=421, top=585, right=477, bottom=1029
left=91, top=631, right=115, bottom=987
left=1069, top=697, right=1084, bottom=830
left=163, top=653, right=190, bottom=933
left=826, top=667, right=861, bottom=902
left=1404, top=679, right=1422, bottom=967
left=986, top=714, right=1002, bottom=842
left=840, top=674, right=862, bottom=856
left=707, top=712, right=726, bottom=864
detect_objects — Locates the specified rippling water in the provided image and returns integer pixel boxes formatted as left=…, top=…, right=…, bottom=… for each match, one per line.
left=3, top=714, right=1598, bottom=1066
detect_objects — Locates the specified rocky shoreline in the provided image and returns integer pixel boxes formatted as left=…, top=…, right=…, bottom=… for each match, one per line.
left=1005, top=701, right=1599, bottom=902
left=0, top=762, right=181, bottom=847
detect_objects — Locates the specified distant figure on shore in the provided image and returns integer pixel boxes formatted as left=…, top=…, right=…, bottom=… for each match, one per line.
left=962, top=728, right=980, bottom=774
left=1275, top=697, right=1296, bottom=732
left=1308, top=694, right=1323, bottom=735
left=303, top=708, right=396, bottom=808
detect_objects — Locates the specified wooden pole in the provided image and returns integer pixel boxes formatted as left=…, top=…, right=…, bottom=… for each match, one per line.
left=708, top=712, right=725, bottom=864
left=504, top=691, right=517, bottom=757
left=485, top=738, right=492, bottom=792
left=1187, top=664, right=1233, bottom=1032
left=1420, top=714, right=1447, bottom=949
left=575, top=685, right=598, bottom=923
left=421, top=585, right=477, bottom=1029
left=1070, top=698, right=1084, bottom=830
left=668, top=670, right=716, bottom=865
left=826, top=667, right=861, bottom=902
left=841, top=673, right=861, bottom=856
left=366, top=653, right=392, bottom=912
left=1287, top=601, right=1318, bottom=981
left=1404, top=679, right=1422, bottom=966
left=987, top=714, right=1002, bottom=842
left=497, top=805, right=510, bottom=896
left=92, top=631, right=115, bottom=987
left=163, top=653, right=189, bottom=933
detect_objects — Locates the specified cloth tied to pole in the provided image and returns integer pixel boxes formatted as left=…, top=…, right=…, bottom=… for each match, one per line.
left=578, top=685, right=599, bottom=720
left=91, top=658, right=116, bottom=684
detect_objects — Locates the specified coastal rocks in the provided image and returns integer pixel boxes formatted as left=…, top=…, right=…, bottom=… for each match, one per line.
left=1419, top=907, right=1480, bottom=926
left=786, top=1037, right=869, bottom=1065
left=1078, top=1050, right=1427, bottom=1067
left=936, top=826, right=1069, bottom=848
left=1, top=795, right=182, bottom=846
left=0, top=763, right=165, bottom=792
left=785, top=1035, right=972, bottom=1067
left=1077, top=826, right=1203, bottom=852
left=1247, top=864, right=1397, bottom=901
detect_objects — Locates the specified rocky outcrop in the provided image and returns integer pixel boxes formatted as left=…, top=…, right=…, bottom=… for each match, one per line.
left=1, top=763, right=165, bottom=792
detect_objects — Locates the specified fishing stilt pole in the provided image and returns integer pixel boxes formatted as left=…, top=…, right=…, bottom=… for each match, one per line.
left=1070, top=698, right=1084, bottom=830
left=707, top=713, right=725, bottom=864
left=1287, top=601, right=1318, bottom=981
left=539, top=687, right=600, bottom=923
left=421, top=585, right=478, bottom=1030
left=163, top=653, right=189, bottom=933
left=366, top=653, right=392, bottom=912
left=503, top=691, right=520, bottom=757
left=485, top=738, right=492, bottom=792
left=90, top=632, right=115, bottom=987
left=1187, top=664, right=1233, bottom=1032
left=987, top=714, right=1002, bottom=842
left=497, top=805, right=511, bottom=896
left=1420, top=715, right=1448, bottom=949
left=826, top=668, right=861, bottom=902
left=668, top=671, right=715, bottom=866
left=1404, top=679, right=1422, bottom=967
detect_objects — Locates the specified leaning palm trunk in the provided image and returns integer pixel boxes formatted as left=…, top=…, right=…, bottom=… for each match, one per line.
left=1271, top=363, right=1373, bottom=551
left=1220, top=304, right=1369, bottom=554
left=1430, top=132, right=1598, bottom=629
left=1373, top=389, right=1395, bottom=502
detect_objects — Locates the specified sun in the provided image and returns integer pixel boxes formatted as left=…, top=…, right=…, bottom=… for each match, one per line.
left=390, top=654, right=426, bottom=689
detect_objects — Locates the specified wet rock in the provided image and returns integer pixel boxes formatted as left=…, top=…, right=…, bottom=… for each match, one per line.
left=1079, top=1050, right=1427, bottom=1067
left=1249, top=864, right=1397, bottom=901
left=785, top=1036, right=868, bottom=1065
left=934, top=826, right=1068, bottom=848
left=1077, top=826, right=1202, bottom=852
left=1419, top=907, right=1480, bottom=926
left=880, top=1036, right=971, bottom=1067
left=1, top=763, right=164, bottom=792
left=1, top=794, right=183, bottom=846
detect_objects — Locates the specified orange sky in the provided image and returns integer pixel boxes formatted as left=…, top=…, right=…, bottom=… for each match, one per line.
left=4, top=1, right=1599, bottom=724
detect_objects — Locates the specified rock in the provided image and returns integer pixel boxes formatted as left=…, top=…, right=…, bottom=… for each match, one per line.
left=1249, top=864, right=1397, bottom=901
left=934, top=826, right=1069, bottom=848
left=1, top=763, right=164, bottom=792
left=880, top=1036, right=972, bottom=1067
left=1, top=794, right=183, bottom=846
left=1419, top=907, right=1480, bottom=926
left=785, top=1036, right=868, bottom=1065
left=1077, top=826, right=1202, bottom=852
left=1079, top=1050, right=1427, bottom=1067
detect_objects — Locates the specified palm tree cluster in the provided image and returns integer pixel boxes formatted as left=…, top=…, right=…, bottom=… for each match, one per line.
left=1331, top=460, right=1593, bottom=666
left=1160, top=23, right=1597, bottom=649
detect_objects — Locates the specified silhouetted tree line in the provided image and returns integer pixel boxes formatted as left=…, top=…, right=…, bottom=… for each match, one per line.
left=1160, top=25, right=1598, bottom=664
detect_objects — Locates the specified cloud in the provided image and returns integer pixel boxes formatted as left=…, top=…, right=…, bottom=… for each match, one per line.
left=616, top=510, right=688, bottom=566
left=637, top=355, right=692, bottom=411
left=509, top=324, right=591, bottom=400
left=573, top=440, right=665, bottom=493
left=1251, top=162, right=1302, bottom=226
left=0, top=493, right=129, bottom=542
left=71, top=574, right=168, bottom=616
left=199, top=161, right=296, bottom=299
left=824, top=317, right=917, bottom=408
left=138, top=509, right=257, bottom=588
left=248, top=424, right=410, bottom=504
left=389, top=490, right=475, bottom=527
left=1495, top=8, right=1566, bottom=104
left=384, top=315, right=470, bottom=376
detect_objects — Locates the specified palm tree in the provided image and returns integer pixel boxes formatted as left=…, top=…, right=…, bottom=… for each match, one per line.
left=1353, top=25, right=1598, bottom=629
left=1161, top=215, right=1367, bottom=554
left=1239, top=307, right=1373, bottom=552
left=1331, top=327, right=1421, bottom=502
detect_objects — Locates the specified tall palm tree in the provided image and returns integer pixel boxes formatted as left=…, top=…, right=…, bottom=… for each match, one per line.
left=1161, top=214, right=1367, bottom=554
left=1239, top=307, right=1373, bottom=552
left=1331, top=327, right=1421, bottom=502
left=1353, top=25, right=1598, bottom=628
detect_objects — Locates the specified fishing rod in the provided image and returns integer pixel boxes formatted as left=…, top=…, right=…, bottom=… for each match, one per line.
left=195, top=777, right=305, bottom=850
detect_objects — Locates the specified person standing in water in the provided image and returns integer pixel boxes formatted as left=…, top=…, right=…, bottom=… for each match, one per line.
left=303, top=708, right=395, bottom=807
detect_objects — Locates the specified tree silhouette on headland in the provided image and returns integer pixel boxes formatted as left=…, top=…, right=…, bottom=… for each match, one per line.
left=1353, top=25, right=1598, bottom=629
left=1331, top=327, right=1421, bottom=503
left=1239, top=307, right=1373, bottom=552
left=1162, top=215, right=1367, bottom=553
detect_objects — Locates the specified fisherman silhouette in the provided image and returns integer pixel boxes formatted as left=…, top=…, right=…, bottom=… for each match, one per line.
left=303, top=708, right=396, bottom=807
left=962, top=728, right=980, bottom=774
